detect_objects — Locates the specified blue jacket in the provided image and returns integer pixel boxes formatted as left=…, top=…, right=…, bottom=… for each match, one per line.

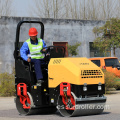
left=20, top=38, right=47, bottom=61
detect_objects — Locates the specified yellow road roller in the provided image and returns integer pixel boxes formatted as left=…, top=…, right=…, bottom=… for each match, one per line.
left=14, top=21, right=106, bottom=117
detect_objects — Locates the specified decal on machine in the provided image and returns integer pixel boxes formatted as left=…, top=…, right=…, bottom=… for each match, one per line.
left=79, top=63, right=89, bottom=65
left=53, top=59, right=62, bottom=64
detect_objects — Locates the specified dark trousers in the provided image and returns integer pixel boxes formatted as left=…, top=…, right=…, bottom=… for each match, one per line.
left=31, top=59, right=45, bottom=80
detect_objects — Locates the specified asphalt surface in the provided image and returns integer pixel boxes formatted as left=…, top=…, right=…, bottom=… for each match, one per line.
left=0, top=91, right=120, bottom=120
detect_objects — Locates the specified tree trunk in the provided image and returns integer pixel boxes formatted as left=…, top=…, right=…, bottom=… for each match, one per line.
left=113, top=47, right=116, bottom=57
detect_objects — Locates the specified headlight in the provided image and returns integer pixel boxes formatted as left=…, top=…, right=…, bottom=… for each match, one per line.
left=83, top=83, right=87, bottom=91
left=98, top=86, right=102, bottom=90
left=83, top=86, right=87, bottom=91
left=98, top=82, right=102, bottom=90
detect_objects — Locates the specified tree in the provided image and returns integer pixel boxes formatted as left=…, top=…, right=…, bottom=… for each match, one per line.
left=68, top=42, right=81, bottom=56
left=29, top=0, right=120, bottom=20
left=29, top=0, right=65, bottom=19
left=93, top=18, right=120, bottom=56
left=0, top=0, right=13, bottom=17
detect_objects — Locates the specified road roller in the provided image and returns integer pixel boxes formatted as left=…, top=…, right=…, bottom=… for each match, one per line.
left=14, top=21, right=106, bottom=117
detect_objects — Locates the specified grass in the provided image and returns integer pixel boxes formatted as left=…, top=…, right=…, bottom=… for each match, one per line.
left=0, top=72, right=15, bottom=97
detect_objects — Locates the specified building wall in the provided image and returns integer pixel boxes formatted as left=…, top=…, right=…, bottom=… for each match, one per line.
left=0, top=16, right=105, bottom=73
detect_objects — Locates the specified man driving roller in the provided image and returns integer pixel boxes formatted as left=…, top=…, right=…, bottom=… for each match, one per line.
left=20, top=27, right=47, bottom=85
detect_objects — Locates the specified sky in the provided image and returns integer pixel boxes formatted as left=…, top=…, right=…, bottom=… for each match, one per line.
left=12, top=0, right=33, bottom=17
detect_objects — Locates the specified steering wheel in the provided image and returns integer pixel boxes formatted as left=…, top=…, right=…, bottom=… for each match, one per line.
left=41, top=46, right=65, bottom=63
left=40, top=46, right=51, bottom=63
left=41, top=47, right=49, bottom=54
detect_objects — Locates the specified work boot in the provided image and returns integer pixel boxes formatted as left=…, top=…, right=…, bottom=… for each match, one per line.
left=36, top=80, right=44, bottom=86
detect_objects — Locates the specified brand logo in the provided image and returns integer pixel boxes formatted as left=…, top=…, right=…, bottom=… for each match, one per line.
left=80, top=63, right=89, bottom=65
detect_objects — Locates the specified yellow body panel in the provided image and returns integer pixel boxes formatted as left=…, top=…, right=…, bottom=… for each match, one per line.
left=48, top=57, right=104, bottom=88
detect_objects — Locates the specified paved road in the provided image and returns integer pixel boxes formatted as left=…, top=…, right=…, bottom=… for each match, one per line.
left=0, top=91, right=120, bottom=120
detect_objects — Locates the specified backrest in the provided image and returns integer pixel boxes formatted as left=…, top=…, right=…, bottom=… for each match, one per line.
left=49, top=46, right=65, bottom=58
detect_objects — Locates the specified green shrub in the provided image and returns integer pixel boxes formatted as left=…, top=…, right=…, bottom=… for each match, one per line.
left=68, top=42, right=81, bottom=56
left=102, top=69, right=118, bottom=92
left=0, top=72, right=15, bottom=96
left=114, top=80, right=120, bottom=90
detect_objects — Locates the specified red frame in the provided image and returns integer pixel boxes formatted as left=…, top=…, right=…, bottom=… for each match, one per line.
left=60, top=82, right=75, bottom=110
left=17, top=83, right=31, bottom=109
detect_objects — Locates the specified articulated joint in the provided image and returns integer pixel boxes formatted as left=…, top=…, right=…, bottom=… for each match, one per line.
left=17, top=83, right=30, bottom=109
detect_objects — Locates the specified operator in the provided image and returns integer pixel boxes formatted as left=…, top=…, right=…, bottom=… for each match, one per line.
left=20, top=27, right=47, bottom=85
